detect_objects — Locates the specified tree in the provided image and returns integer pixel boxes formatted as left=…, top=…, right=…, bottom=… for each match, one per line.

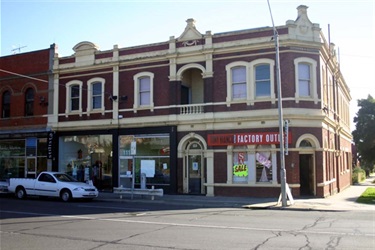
left=352, top=95, right=375, bottom=171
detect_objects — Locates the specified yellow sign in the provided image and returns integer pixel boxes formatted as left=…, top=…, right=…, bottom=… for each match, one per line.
left=233, top=164, right=248, bottom=177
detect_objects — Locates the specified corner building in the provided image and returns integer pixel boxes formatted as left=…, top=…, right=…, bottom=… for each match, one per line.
left=51, top=5, right=352, bottom=197
left=0, top=45, right=56, bottom=181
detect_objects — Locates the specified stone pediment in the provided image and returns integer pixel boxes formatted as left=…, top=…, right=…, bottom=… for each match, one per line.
left=286, top=5, right=321, bottom=42
left=73, top=41, right=99, bottom=54
left=177, top=18, right=203, bottom=42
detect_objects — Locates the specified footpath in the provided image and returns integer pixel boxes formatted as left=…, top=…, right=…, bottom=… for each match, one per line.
left=97, top=175, right=375, bottom=211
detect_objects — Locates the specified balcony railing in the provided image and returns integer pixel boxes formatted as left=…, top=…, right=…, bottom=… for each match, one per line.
left=179, top=104, right=204, bottom=115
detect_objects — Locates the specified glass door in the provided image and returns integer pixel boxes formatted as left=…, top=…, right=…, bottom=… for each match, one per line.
left=26, top=158, right=37, bottom=178
left=188, top=155, right=202, bottom=194
left=119, top=156, right=133, bottom=188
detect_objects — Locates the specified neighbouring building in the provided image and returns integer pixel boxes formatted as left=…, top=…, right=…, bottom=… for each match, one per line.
left=0, top=45, right=56, bottom=180
left=49, top=5, right=352, bottom=197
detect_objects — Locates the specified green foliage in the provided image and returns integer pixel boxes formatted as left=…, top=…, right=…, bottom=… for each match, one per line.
left=352, top=95, right=375, bottom=167
left=356, top=187, right=375, bottom=204
left=352, top=167, right=366, bottom=183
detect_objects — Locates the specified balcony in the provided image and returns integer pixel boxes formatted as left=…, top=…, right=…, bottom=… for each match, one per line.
left=179, top=104, right=204, bottom=115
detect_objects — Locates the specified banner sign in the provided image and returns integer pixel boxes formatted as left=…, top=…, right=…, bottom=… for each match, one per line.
left=207, top=132, right=292, bottom=146
left=256, top=153, right=272, bottom=168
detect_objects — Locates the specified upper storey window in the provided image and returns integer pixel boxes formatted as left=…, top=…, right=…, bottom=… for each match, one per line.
left=255, top=64, right=271, bottom=97
left=133, top=72, right=154, bottom=112
left=71, top=85, right=80, bottom=111
left=139, top=77, right=151, bottom=105
left=87, top=78, right=105, bottom=114
left=25, top=88, right=34, bottom=116
left=226, top=59, right=275, bottom=106
left=298, top=63, right=311, bottom=96
left=294, top=57, right=318, bottom=104
left=231, top=66, right=247, bottom=99
left=65, top=80, right=83, bottom=115
left=92, top=82, right=102, bottom=108
left=2, top=91, right=10, bottom=118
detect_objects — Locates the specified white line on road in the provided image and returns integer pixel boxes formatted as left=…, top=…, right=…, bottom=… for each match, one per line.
left=3, top=210, right=374, bottom=237
left=77, top=205, right=149, bottom=211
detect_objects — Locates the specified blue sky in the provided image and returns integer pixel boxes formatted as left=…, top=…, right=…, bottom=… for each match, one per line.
left=1, top=0, right=374, bottom=130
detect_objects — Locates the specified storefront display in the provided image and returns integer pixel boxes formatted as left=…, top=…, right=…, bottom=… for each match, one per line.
left=58, top=134, right=113, bottom=190
left=119, top=134, right=170, bottom=189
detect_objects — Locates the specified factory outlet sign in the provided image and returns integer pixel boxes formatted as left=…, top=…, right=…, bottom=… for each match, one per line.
left=207, top=132, right=292, bottom=146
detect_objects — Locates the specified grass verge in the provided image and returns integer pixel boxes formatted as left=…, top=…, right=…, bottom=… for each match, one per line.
left=356, top=187, right=375, bottom=204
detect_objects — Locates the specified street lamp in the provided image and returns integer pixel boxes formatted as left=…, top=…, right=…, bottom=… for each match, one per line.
left=267, top=0, right=287, bottom=207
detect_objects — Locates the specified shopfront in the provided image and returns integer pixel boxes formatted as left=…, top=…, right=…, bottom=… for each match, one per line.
left=119, top=134, right=171, bottom=192
left=56, top=126, right=177, bottom=193
left=0, top=136, right=49, bottom=181
left=58, top=133, right=113, bottom=191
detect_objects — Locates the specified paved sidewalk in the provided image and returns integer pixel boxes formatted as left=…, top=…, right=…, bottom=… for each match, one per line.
left=97, top=175, right=375, bottom=211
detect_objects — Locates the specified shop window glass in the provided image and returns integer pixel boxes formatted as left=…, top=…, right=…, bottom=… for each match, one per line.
left=119, top=134, right=170, bottom=188
left=0, top=140, right=26, bottom=180
left=256, top=145, right=272, bottom=182
left=232, top=147, right=248, bottom=183
left=58, top=135, right=113, bottom=191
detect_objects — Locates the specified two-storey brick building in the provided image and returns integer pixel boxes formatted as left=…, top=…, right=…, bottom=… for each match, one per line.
left=50, top=5, right=352, bottom=197
left=0, top=45, right=56, bottom=180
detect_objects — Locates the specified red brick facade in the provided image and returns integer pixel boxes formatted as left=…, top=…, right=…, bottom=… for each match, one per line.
left=47, top=6, right=352, bottom=198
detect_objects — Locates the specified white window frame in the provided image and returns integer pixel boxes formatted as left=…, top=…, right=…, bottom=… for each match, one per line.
left=226, top=60, right=276, bottom=106
left=65, top=80, right=83, bottom=116
left=294, top=57, right=318, bottom=104
left=133, top=72, right=154, bottom=113
left=226, top=61, right=249, bottom=106
left=250, top=59, right=276, bottom=103
left=87, top=77, right=105, bottom=115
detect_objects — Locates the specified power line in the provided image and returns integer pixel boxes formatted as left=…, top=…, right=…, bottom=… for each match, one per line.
left=0, top=69, right=48, bottom=83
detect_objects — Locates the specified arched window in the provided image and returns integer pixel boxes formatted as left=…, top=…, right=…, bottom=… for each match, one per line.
left=255, top=64, right=271, bottom=97
left=133, top=72, right=154, bottom=112
left=25, top=88, right=34, bottom=116
left=87, top=78, right=105, bottom=113
left=294, top=57, right=318, bottom=104
left=300, top=140, right=313, bottom=147
left=65, top=80, right=83, bottom=114
left=2, top=91, right=10, bottom=118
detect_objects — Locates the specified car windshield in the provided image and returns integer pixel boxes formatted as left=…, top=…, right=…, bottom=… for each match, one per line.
left=53, top=173, right=78, bottom=182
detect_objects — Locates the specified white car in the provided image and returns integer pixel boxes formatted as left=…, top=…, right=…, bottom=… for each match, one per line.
left=8, top=172, right=98, bottom=202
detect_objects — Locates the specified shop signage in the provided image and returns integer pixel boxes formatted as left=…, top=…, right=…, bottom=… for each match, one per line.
left=233, top=164, right=248, bottom=177
left=47, top=132, right=54, bottom=159
left=207, top=132, right=292, bottom=146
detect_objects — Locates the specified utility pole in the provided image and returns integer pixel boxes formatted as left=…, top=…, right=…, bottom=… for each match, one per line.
left=267, top=0, right=287, bottom=207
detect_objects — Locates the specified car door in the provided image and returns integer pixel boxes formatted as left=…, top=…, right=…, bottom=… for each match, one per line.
left=34, top=173, right=59, bottom=197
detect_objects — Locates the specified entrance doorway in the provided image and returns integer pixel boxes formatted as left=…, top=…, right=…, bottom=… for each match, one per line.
left=183, top=139, right=205, bottom=195
left=299, top=154, right=314, bottom=196
left=119, top=156, right=133, bottom=188
left=26, top=158, right=37, bottom=178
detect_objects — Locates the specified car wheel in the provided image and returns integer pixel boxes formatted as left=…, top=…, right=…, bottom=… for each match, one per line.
left=16, top=187, right=26, bottom=199
left=60, top=189, right=72, bottom=202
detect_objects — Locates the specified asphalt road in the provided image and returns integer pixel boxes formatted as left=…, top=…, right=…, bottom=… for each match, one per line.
left=1, top=196, right=374, bottom=250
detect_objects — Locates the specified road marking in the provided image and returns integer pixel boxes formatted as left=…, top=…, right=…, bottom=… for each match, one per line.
left=77, top=205, right=149, bottom=211
left=2, top=211, right=375, bottom=237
